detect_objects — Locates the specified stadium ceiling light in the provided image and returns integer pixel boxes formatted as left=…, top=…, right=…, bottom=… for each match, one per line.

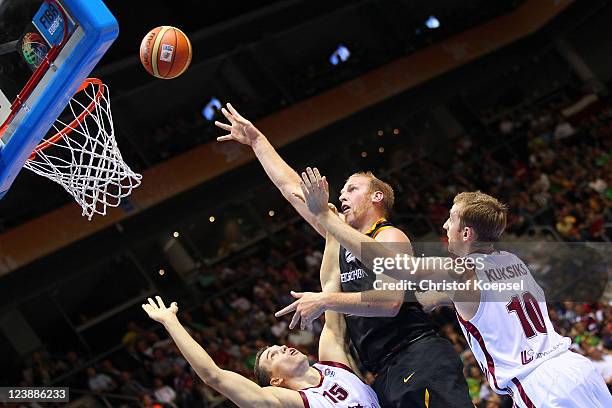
left=159, top=269, right=165, bottom=276
left=426, top=15, right=440, bottom=29
left=268, top=210, right=275, bottom=217
left=209, top=216, right=215, bottom=222
left=173, top=231, right=179, bottom=238
left=329, top=44, right=351, bottom=66
left=202, top=97, right=222, bottom=121
left=361, top=151, right=367, bottom=158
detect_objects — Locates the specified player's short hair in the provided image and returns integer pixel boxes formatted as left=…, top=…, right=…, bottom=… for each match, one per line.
left=254, top=346, right=272, bottom=386
left=453, top=191, right=508, bottom=242
left=349, top=171, right=395, bottom=216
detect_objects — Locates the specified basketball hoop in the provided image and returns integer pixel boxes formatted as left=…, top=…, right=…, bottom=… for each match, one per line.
left=24, top=78, right=142, bottom=220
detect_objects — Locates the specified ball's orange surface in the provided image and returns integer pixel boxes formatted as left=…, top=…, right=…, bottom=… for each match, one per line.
left=140, top=26, right=192, bottom=79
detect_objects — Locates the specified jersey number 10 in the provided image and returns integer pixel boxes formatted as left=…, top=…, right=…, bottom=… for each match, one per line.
left=506, top=292, right=548, bottom=339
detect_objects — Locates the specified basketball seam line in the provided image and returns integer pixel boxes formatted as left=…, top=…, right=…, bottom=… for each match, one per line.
left=166, top=28, right=178, bottom=78
left=152, top=26, right=171, bottom=78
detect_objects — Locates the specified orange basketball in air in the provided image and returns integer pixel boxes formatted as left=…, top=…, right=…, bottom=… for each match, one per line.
left=139, top=26, right=192, bottom=79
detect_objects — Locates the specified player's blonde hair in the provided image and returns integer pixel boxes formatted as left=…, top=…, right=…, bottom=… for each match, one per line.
left=348, top=171, right=395, bottom=216
left=453, top=191, right=507, bottom=242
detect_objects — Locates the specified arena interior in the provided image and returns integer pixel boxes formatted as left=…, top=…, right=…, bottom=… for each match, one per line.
left=0, top=0, right=610, bottom=407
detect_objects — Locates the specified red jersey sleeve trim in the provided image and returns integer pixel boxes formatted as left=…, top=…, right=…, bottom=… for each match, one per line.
left=317, top=361, right=355, bottom=375
left=298, top=390, right=310, bottom=408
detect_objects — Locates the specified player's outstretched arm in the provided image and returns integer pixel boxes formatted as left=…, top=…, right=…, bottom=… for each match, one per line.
left=215, top=103, right=325, bottom=237
left=316, top=228, right=353, bottom=367
left=142, top=296, right=302, bottom=408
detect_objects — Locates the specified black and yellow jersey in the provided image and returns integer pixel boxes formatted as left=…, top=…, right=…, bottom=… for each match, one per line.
left=338, top=218, right=435, bottom=373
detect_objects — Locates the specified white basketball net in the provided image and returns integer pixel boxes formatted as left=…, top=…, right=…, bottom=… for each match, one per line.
left=23, top=79, right=142, bottom=220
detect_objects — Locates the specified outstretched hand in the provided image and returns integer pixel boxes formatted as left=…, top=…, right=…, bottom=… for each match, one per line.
left=275, top=291, right=328, bottom=330
left=296, top=167, right=330, bottom=215
left=215, top=103, right=261, bottom=146
left=142, top=296, right=179, bottom=325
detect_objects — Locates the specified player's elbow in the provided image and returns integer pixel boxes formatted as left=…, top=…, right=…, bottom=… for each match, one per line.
left=197, top=367, right=223, bottom=387
left=382, top=300, right=402, bottom=317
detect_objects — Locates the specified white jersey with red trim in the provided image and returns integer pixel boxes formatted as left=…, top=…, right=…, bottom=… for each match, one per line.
left=298, top=361, right=380, bottom=408
left=457, top=251, right=570, bottom=393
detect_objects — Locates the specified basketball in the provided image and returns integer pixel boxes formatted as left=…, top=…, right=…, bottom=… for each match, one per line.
left=139, top=26, right=192, bottom=79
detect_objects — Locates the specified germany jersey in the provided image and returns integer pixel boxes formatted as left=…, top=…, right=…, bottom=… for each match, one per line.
left=339, top=218, right=434, bottom=372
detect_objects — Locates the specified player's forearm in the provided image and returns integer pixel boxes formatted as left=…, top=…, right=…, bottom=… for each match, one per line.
left=162, top=316, right=221, bottom=383
left=316, top=211, right=452, bottom=282
left=320, top=234, right=341, bottom=290
left=323, top=291, right=401, bottom=317
left=251, top=134, right=302, bottom=196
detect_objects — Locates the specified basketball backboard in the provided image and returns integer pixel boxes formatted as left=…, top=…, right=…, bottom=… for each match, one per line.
left=0, top=0, right=118, bottom=199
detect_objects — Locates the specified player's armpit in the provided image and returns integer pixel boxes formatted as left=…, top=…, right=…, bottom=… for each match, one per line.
left=207, top=369, right=303, bottom=408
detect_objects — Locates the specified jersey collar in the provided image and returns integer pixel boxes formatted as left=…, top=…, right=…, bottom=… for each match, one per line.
left=364, top=217, right=387, bottom=236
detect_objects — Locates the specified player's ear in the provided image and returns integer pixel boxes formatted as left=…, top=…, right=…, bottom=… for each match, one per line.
left=371, top=191, right=384, bottom=203
left=270, top=376, right=283, bottom=387
left=463, top=226, right=475, bottom=242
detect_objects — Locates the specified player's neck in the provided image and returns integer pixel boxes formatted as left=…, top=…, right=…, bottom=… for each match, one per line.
left=289, top=366, right=322, bottom=390
left=357, top=212, right=385, bottom=234
left=466, top=243, right=495, bottom=256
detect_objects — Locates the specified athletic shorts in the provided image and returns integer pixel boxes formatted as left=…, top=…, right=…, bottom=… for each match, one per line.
left=373, top=334, right=473, bottom=408
left=509, top=350, right=612, bottom=408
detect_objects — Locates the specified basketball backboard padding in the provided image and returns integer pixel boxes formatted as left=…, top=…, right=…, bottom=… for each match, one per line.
left=0, top=0, right=119, bottom=199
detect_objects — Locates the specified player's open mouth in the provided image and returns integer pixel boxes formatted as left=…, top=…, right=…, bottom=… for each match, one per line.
left=341, top=204, right=351, bottom=214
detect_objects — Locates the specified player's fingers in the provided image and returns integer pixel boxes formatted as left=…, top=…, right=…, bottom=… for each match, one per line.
left=289, top=311, right=301, bottom=330
left=226, top=103, right=242, bottom=119
left=306, top=167, right=317, bottom=186
left=328, top=203, right=338, bottom=214
left=214, top=121, right=232, bottom=131
left=147, top=297, right=157, bottom=308
left=299, top=182, right=309, bottom=199
left=141, top=304, right=150, bottom=313
left=313, top=168, right=322, bottom=184
left=301, top=171, right=312, bottom=189
left=220, top=107, right=235, bottom=124
left=216, top=135, right=233, bottom=142
left=155, top=296, right=166, bottom=309
left=290, top=291, right=303, bottom=299
left=275, top=301, right=298, bottom=317
left=322, top=176, right=329, bottom=193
